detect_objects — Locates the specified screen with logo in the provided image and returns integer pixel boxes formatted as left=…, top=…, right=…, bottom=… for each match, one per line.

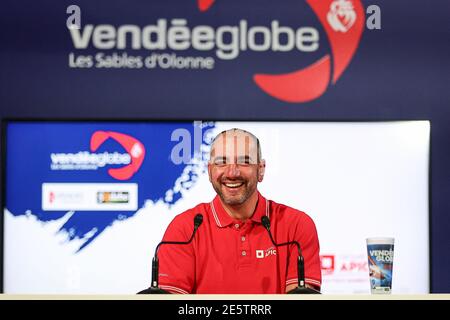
left=2, top=120, right=430, bottom=294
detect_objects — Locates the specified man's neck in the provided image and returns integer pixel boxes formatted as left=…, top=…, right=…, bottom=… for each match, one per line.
left=220, top=191, right=259, bottom=221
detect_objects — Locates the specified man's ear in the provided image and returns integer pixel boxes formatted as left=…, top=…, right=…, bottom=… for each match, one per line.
left=258, top=160, right=266, bottom=182
left=207, top=163, right=212, bottom=182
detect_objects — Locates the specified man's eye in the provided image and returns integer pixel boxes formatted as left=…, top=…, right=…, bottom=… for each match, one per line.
left=214, top=159, right=226, bottom=165
left=237, top=158, right=251, bottom=165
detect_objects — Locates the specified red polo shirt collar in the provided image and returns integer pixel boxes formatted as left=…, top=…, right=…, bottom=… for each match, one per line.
left=209, top=191, right=269, bottom=227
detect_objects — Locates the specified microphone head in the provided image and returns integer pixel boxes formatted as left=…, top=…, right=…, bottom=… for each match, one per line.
left=261, top=216, right=271, bottom=231
left=194, top=213, right=203, bottom=228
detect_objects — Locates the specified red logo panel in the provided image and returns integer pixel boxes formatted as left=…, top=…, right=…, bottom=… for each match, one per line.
left=198, top=0, right=365, bottom=103
left=90, top=131, right=145, bottom=180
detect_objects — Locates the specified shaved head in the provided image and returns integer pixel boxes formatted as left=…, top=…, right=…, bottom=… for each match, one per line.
left=209, top=128, right=262, bottom=165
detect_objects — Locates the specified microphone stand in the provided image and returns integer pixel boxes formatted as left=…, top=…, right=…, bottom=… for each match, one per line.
left=137, top=214, right=203, bottom=294
left=261, top=216, right=320, bottom=294
left=287, top=251, right=320, bottom=294
left=136, top=254, right=169, bottom=294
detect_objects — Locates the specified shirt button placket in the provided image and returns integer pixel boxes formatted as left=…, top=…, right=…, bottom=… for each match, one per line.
left=240, top=231, right=250, bottom=261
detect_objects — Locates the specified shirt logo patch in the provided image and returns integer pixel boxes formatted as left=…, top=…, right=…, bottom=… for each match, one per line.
left=256, top=247, right=277, bottom=259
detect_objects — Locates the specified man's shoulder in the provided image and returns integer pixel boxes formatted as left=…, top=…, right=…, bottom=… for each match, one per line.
left=269, top=199, right=306, bottom=216
left=268, top=199, right=319, bottom=238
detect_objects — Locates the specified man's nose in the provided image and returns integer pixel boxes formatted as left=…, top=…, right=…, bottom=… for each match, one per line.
left=225, top=163, right=240, bottom=177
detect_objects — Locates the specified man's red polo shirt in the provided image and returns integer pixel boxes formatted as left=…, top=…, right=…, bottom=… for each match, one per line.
left=158, top=192, right=321, bottom=294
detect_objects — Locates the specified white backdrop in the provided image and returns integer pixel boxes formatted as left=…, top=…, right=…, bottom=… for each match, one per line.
left=4, top=121, right=430, bottom=294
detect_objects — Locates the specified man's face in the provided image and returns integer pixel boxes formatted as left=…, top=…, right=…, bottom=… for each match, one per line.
left=208, top=132, right=265, bottom=206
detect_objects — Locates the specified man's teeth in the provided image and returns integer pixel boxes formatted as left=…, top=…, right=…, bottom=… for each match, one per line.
left=224, top=182, right=244, bottom=188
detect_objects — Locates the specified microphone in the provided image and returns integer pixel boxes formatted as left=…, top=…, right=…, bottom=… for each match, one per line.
left=261, top=216, right=320, bottom=294
left=137, top=213, right=203, bottom=294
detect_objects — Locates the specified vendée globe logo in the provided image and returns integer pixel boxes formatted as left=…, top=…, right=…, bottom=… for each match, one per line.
left=50, top=131, right=145, bottom=181
left=68, top=0, right=364, bottom=103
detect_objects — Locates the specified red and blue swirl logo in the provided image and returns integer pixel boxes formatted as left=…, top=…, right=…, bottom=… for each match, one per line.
left=198, top=0, right=364, bottom=103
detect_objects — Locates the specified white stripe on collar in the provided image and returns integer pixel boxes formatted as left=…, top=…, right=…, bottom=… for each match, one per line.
left=210, top=201, right=222, bottom=227
left=210, top=197, right=270, bottom=227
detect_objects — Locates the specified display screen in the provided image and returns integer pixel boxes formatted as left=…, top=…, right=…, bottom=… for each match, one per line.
left=2, top=121, right=430, bottom=293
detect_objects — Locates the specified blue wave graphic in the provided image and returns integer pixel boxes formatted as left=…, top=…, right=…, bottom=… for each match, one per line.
left=5, top=121, right=215, bottom=251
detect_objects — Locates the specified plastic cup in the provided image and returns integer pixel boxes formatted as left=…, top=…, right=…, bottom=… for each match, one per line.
left=366, top=237, right=395, bottom=294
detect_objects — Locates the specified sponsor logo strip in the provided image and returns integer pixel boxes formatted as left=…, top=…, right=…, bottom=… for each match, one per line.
left=42, top=183, right=138, bottom=211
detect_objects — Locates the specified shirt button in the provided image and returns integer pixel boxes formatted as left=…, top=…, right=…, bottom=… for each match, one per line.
left=241, top=251, right=247, bottom=256
left=234, top=223, right=240, bottom=229
left=241, top=236, right=246, bottom=242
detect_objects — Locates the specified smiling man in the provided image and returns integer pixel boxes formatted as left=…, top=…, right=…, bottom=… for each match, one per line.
left=208, top=129, right=264, bottom=219
left=157, top=128, right=321, bottom=294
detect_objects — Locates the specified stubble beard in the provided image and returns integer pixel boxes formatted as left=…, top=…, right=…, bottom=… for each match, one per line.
left=212, top=170, right=259, bottom=206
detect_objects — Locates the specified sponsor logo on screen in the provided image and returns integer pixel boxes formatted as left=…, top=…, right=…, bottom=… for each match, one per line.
left=321, top=254, right=368, bottom=275
left=42, top=183, right=138, bottom=211
left=97, top=191, right=130, bottom=204
left=50, top=131, right=145, bottom=180
left=320, top=255, right=336, bottom=275
left=68, top=0, right=364, bottom=103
